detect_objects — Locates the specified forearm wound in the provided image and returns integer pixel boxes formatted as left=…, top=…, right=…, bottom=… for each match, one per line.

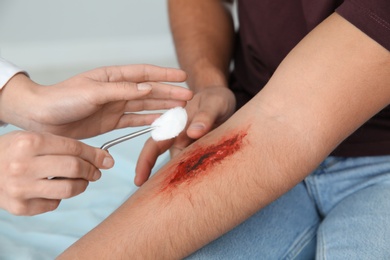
left=159, top=126, right=249, bottom=193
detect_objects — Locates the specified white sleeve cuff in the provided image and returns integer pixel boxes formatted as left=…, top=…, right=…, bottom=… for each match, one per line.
left=0, top=57, right=28, bottom=90
left=0, top=58, right=29, bottom=127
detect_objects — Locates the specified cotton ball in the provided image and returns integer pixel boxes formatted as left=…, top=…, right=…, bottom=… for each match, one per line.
left=151, top=107, right=187, bottom=141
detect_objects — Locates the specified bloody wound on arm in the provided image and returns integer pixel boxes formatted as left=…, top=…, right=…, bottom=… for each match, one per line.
left=161, top=128, right=249, bottom=191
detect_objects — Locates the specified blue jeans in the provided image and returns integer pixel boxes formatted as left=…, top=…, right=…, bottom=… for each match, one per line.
left=186, top=156, right=390, bottom=259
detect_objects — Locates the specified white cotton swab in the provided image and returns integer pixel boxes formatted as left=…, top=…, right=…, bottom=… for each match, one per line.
left=100, top=107, right=188, bottom=150
left=151, top=107, right=187, bottom=141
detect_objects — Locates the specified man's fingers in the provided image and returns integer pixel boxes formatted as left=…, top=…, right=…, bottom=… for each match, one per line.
left=169, top=145, right=186, bottom=158
left=184, top=87, right=236, bottom=139
left=168, top=131, right=195, bottom=158
left=135, top=138, right=173, bottom=186
left=187, top=109, right=219, bottom=139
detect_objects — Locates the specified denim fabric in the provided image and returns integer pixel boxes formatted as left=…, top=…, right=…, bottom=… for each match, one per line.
left=186, top=156, right=390, bottom=260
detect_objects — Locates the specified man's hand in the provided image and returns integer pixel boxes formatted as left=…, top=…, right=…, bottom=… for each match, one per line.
left=135, top=86, right=236, bottom=186
left=0, top=131, right=114, bottom=216
left=0, top=64, right=193, bottom=139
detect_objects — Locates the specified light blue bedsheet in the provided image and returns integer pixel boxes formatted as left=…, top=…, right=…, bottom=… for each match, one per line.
left=0, top=125, right=169, bottom=259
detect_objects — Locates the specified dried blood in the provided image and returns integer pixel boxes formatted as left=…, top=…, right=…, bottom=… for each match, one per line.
left=162, top=129, right=247, bottom=190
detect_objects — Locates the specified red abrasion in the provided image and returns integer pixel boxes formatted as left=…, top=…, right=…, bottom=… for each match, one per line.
left=163, top=130, right=247, bottom=190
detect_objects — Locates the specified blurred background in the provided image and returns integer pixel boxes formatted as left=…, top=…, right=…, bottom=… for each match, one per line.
left=0, top=0, right=178, bottom=84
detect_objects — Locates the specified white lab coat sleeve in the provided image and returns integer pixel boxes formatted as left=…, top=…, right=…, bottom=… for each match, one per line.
left=0, top=57, right=29, bottom=126
left=0, top=57, right=29, bottom=89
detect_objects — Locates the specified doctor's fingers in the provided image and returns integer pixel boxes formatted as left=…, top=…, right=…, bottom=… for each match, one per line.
left=115, top=113, right=159, bottom=129
left=116, top=102, right=190, bottom=128
left=30, top=178, right=89, bottom=200
left=95, top=81, right=192, bottom=105
left=27, top=155, right=102, bottom=181
left=114, top=99, right=188, bottom=128
left=94, top=64, right=187, bottom=83
left=139, top=82, right=192, bottom=101
left=6, top=197, right=61, bottom=216
left=124, top=99, right=187, bottom=112
left=3, top=157, right=96, bottom=203
left=12, top=132, right=114, bottom=170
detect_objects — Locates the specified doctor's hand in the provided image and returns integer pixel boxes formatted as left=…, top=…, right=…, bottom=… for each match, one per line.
left=0, top=131, right=114, bottom=216
left=0, top=64, right=193, bottom=139
left=134, top=86, right=236, bottom=186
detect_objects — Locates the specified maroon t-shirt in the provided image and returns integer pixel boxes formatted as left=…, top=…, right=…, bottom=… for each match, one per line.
left=230, top=0, right=390, bottom=156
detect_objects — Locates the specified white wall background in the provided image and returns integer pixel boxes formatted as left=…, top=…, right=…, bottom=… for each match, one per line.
left=0, top=0, right=178, bottom=85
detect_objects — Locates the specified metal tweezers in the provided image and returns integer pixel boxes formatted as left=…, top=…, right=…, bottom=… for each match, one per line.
left=100, top=127, right=154, bottom=150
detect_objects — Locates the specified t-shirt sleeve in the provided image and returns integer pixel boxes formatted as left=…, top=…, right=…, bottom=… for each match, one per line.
left=336, top=0, right=390, bottom=51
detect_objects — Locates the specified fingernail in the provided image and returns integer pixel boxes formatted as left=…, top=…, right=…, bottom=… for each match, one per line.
left=103, top=157, right=114, bottom=168
left=137, top=83, right=152, bottom=91
left=189, top=123, right=205, bottom=130
left=134, top=176, right=140, bottom=186
left=93, top=170, right=101, bottom=181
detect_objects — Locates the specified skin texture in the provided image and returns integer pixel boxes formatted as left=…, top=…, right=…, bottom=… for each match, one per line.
left=58, top=12, right=390, bottom=259
left=161, top=128, right=248, bottom=192
left=135, top=0, right=236, bottom=186
left=0, top=64, right=193, bottom=215
left=0, top=131, right=113, bottom=216
left=0, top=65, right=193, bottom=139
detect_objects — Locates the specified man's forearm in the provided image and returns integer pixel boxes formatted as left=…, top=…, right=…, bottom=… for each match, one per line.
left=59, top=13, right=390, bottom=259
left=168, top=0, right=235, bottom=90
